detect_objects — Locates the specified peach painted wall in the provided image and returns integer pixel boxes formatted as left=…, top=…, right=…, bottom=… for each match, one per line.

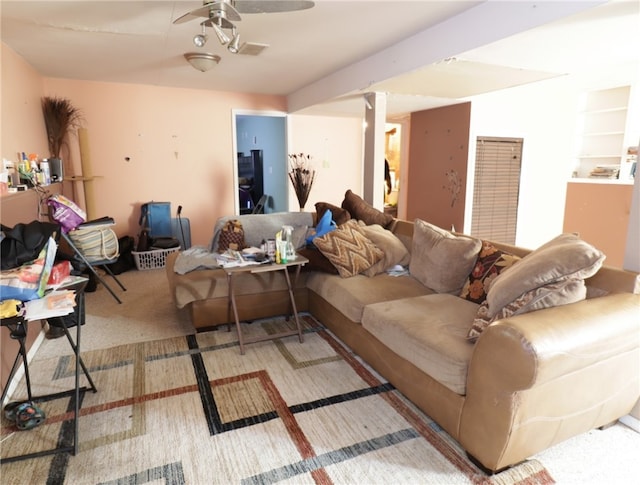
left=406, top=102, right=471, bottom=231
left=2, top=43, right=365, bottom=247
left=41, top=78, right=287, bottom=246
left=1, top=44, right=48, bottom=162
left=563, top=181, right=633, bottom=268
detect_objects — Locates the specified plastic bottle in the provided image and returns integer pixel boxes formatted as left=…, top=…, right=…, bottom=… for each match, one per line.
left=40, top=161, right=51, bottom=185
left=282, top=225, right=294, bottom=262
left=275, top=230, right=284, bottom=264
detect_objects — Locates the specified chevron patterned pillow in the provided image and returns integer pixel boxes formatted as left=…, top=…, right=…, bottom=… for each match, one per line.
left=314, top=220, right=383, bottom=278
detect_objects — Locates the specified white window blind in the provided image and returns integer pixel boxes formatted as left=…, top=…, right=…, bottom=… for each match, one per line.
left=470, top=137, right=523, bottom=244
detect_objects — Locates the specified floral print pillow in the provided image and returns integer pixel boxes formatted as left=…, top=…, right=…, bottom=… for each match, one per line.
left=459, top=241, right=520, bottom=304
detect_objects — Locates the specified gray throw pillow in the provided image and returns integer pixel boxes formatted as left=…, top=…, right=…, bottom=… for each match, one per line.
left=409, top=219, right=481, bottom=294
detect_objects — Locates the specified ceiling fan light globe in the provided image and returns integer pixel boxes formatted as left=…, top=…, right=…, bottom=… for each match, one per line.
left=193, top=33, right=208, bottom=47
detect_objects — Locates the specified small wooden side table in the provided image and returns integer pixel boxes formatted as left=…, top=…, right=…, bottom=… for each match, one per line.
left=224, top=256, right=308, bottom=354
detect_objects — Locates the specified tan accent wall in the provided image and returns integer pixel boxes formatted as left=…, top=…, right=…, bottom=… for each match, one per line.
left=406, top=102, right=470, bottom=231
left=563, top=182, right=633, bottom=268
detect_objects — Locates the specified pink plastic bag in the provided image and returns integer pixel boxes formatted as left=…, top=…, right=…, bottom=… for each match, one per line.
left=47, top=194, right=86, bottom=233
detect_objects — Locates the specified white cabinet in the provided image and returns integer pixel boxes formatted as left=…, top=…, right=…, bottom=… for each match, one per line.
left=573, top=85, right=634, bottom=181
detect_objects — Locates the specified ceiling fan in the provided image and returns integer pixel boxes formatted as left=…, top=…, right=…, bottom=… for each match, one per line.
left=173, top=1, right=315, bottom=25
left=175, top=0, right=314, bottom=64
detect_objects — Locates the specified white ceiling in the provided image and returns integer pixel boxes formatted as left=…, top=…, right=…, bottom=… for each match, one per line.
left=1, top=1, right=638, bottom=118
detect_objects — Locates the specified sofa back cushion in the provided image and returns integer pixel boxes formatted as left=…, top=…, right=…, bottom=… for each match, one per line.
left=315, top=202, right=351, bottom=226
left=391, top=219, right=636, bottom=300
left=409, top=219, right=481, bottom=294
left=341, top=190, right=395, bottom=228
left=211, top=212, right=313, bottom=251
left=389, top=219, right=414, bottom=254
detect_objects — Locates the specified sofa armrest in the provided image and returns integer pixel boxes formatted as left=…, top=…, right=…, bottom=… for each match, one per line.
left=461, top=292, right=640, bottom=471
left=468, top=292, right=640, bottom=392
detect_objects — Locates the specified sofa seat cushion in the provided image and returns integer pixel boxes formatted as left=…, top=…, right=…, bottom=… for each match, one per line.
left=170, top=266, right=309, bottom=309
left=362, top=294, right=479, bottom=395
left=306, top=272, right=432, bottom=323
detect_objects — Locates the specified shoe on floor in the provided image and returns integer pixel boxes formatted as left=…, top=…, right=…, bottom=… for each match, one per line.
left=45, top=326, right=65, bottom=339
left=14, top=402, right=46, bottom=430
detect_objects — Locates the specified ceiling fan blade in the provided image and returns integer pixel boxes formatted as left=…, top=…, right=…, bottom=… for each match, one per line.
left=234, top=1, right=315, bottom=14
left=173, top=1, right=241, bottom=25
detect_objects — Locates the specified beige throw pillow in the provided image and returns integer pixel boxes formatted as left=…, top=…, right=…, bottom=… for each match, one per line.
left=314, top=220, right=384, bottom=278
left=486, top=233, right=605, bottom=318
left=468, top=278, right=587, bottom=341
left=409, top=219, right=482, bottom=294
left=359, top=223, right=411, bottom=277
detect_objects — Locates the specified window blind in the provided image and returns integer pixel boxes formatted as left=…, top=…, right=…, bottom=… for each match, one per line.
left=470, top=137, right=523, bottom=244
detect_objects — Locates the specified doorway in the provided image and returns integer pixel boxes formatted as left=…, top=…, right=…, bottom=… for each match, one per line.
left=233, top=112, right=288, bottom=215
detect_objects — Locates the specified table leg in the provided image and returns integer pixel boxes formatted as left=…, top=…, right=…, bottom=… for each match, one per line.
left=73, top=292, right=82, bottom=454
left=0, top=321, right=33, bottom=404
left=227, top=273, right=245, bottom=355
left=18, top=330, right=34, bottom=403
left=283, top=267, right=304, bottom=344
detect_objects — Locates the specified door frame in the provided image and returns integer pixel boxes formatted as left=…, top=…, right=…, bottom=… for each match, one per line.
left=231, top=109, right=288, bottom=215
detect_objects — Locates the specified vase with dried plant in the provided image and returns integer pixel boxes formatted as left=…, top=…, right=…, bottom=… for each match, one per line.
left=41, top=96, right=83, bottom=180
left=288, top=153, right=316, bottom=211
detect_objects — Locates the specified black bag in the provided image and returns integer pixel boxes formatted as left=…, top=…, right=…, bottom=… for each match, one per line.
left=150, top=237, right=180, bottom=249
left=1, top=221, right=59, bottom=270
left=109, top=236, right=136, bottom=275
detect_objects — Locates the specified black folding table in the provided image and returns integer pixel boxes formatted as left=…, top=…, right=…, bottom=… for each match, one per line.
left=0, top=277, right=98, bottom=463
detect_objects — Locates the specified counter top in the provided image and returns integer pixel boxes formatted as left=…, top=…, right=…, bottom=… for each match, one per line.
left=568, top=178, right=634, bottom=185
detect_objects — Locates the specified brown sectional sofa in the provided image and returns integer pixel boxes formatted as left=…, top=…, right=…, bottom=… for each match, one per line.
left=166, top=211, right=640, bottom=473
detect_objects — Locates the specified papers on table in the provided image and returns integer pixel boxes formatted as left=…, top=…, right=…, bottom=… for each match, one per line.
left=24, top=290, right=76, bottom=321
left=216, top=249, right=269, bottom=268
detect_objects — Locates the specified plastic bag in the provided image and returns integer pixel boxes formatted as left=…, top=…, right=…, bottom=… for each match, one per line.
left=306, top=209, right=336, bottom=245
left=48, top=194, right=86, bottom=233
left=0, top=237, right=57, bottom=301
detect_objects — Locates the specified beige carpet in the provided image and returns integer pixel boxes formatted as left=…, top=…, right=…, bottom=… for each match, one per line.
left=1, top=268, right=638, bottom=484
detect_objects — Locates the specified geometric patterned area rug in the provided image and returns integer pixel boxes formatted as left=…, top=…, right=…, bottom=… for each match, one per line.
left=1, top=315, right=554, bottom=484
